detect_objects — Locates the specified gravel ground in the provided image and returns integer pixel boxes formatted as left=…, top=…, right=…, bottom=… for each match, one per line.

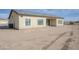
left=0, top=25, right=78, bottom=50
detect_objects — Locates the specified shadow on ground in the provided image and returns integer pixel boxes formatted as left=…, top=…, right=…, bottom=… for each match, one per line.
left=61, top=31, right=74, bottom=50
left=42, top=32, right=68, bottom=50
left=0, top=26, right=9, bottom=29
left=61, top=38, right=73, bottom=50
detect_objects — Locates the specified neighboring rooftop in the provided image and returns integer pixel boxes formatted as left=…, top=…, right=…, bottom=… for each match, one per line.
left=9, top=9, right=64, bottom=19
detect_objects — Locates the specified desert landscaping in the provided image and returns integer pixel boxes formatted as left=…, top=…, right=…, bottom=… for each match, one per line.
left=0, top=25, right=78, bottom=50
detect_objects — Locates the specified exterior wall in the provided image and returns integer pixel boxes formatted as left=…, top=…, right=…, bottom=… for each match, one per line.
left=9, top=11, right=64, bottom=29
left=9, top=11, right=19, bottom=29
left=49, top=19, right=64, bottom=26
left=50, top=19, right=56, bottom=26
left=18, top=15, right=46, bottom=29
left=56, top=19, right=64, bottom=26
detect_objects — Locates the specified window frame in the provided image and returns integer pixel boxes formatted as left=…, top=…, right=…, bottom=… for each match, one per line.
left=58, top=20, right=62, bottom=24
left=37, top=19, right=44, bottom=25
left=25, top=18, right=31, bottom=26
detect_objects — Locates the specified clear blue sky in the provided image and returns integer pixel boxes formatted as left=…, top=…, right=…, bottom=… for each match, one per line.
left=0, top=9, right=79, bottom=21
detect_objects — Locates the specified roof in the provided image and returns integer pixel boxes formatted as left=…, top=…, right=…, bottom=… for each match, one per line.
left=9, top=9, right=64, bottom=19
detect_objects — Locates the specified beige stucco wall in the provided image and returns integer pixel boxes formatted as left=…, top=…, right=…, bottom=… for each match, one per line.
left=50, top=19, right=56, bottom=26
left=9, top=12, right=14, bottom=24
left=56, top=19, right=64, bottom=26
left=9, top=11, right=19, bottom=29
left=49, top=19, right=64, bottom=26
left=9, top=11, right=64, bottom=29
left=18, top=15, right=46, bottom=29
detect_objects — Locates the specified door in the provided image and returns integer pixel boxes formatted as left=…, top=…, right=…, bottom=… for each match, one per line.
left=9, top=24, right=13, bottom=28
left=46, top=19, right=50, bottom=26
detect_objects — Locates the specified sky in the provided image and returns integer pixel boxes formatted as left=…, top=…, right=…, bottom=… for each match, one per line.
left=0, top=9, right=79, bottom=21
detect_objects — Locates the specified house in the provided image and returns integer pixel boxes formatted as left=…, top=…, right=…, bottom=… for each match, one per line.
left=8, top=10, right=64, bottom=29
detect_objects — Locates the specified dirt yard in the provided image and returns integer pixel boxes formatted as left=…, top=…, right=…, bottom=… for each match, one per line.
left=0, top=25, right=79, bottom=50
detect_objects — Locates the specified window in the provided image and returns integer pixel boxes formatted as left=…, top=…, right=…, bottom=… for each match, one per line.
left=25, top=18, right=31, bottom=26
left=58, top=20, right=62, bottom=24
left=37, top=19, right=44, bottom=25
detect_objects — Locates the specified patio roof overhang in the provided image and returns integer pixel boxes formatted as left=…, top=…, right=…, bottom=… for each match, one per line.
left=46, top=16, right=64, bottom=19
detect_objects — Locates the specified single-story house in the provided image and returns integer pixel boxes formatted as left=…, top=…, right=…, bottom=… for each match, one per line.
left=8, top=10, right=64, bottom=29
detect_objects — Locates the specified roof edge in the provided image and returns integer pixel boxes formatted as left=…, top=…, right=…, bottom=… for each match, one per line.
left=8, top=9, right=64, bottom=19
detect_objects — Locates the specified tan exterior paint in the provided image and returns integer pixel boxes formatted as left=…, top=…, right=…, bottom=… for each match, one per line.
left=48, top=19, right=64, bottom=26
left=9, top=11, right=64, bottom=29
left=19, top=15, right=46, bottom=29
left=56, top=19, right=64, bottom=26
left=9, top=11, right=19, bottom=29
left=50, top=19, right=56, bottom=26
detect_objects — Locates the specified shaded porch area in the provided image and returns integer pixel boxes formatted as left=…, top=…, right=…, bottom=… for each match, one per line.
left=46, top=19, right=57, bottom=26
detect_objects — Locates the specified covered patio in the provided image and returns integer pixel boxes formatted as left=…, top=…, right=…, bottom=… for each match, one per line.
left=46, top=17, right=64, bottom=26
